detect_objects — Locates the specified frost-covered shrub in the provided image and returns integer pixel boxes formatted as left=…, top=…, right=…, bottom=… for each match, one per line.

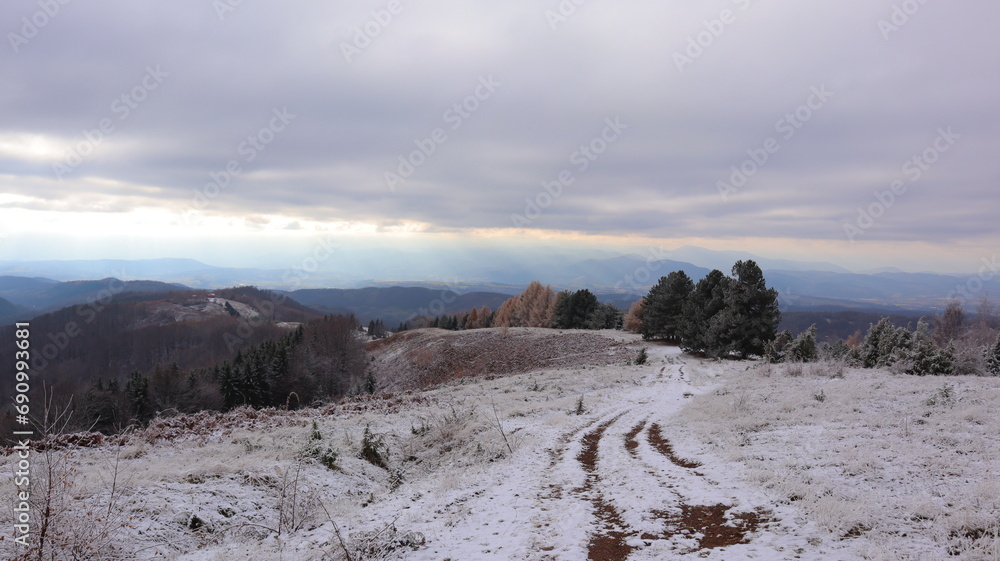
left=360, top=425, right=390, bottom=469
left=302, top=421, right=338, bottom=470
left=860, top=317, right=907, bottom=368
left=984, top=334, right=1000, bottom=376
left=859, top=317, right=919, bottom=368
left=897, top=321, right=956, bottom=376
left=820, top=339, right=851, bottom=362
left=786, top=325, right=819, bottom=363
left=764, top=330, right=792, bottom=363
left=764, top=326, right=818, bottom=364
left=635, top=347, right=648, bottom=365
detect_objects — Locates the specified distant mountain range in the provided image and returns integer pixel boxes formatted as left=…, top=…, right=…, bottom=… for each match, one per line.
left=661, top=246, right=852, bottom=274
left=0, top=250, right=995, bottom=327
left=0, top=275, right=184, bottom=310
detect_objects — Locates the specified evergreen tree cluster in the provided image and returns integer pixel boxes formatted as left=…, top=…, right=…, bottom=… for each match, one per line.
left=368, top=318, right=389, bottom=339
left=552, top=289, right=623, bottom=329
left=82, top=315, right=368, bottom=431
left=85, top=364, right=223, bottom=433
left=633, top=260, right=781, bottom=359
left=217, top=327, right=304, bottom=409
left=430, top=315, right=463, bottom=330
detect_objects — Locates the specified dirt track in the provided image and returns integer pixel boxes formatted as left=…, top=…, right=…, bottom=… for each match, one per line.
left=547, top=375, right=769, bottom=558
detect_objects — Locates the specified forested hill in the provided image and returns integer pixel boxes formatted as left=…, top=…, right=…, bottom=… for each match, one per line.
left=283, top=286, right=511, bottom=325
left=0, top=288, right=323, bottom=418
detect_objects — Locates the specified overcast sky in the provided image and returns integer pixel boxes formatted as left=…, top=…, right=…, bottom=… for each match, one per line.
left=1, top=0, right=997, bottom=274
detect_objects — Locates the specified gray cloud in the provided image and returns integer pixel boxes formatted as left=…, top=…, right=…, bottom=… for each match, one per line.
left=1, top=0, right=998, bottom=268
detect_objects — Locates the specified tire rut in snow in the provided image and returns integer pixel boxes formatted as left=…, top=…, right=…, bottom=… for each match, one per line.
left=623, top=420, right=646, bottom=458
left=576, top=414, right=634, bottom=561
left=636, top=421, right=776, bottom=553
left=647, top=422, right=701, bottom=469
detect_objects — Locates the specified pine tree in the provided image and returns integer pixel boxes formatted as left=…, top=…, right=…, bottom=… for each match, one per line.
left=125, top=370, right=152, bottom=425
left=553, top=289, right=599, bottom=329
left=718, top=260, right=780, bottom=359
left=642, top=271, right=694, bottom=342
left=679, top=269, right=730, bottom=354
left=586, top=302, right=622, bottom=329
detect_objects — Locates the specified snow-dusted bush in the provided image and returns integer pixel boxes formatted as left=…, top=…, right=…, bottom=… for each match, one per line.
left=634, top=347, right=648, bottom=365
left=985, top=333, right=1000, bottom=376
left=764, top=329, right=792, bottom=363
left=303, top=420, right=339, bottom=470
left=764, top=325, right=818, bottom=364
left=894, top=321, right=957, bottom=376
left=359, top=425, right=390, bottom=469
left=786, top=324, right=819, bottom=363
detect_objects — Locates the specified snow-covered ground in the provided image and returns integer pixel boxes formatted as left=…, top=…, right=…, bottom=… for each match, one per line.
left=2, top=330, right=998, bottom=560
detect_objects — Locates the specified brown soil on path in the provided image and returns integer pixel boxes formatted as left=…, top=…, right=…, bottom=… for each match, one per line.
left=649, top=504, right=773, bottom=551
left=576, top=415, right=634, bottom=561
left=575, top=416, right=773, bottom=559
left=647, top=422, right=702, bottom=469
left=623, top=420, right=645, bottom=458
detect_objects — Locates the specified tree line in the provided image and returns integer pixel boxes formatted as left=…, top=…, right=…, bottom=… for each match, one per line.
left=625, top=260, right=782, bottom=358
left=400, top=281, right=624, bottom=332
